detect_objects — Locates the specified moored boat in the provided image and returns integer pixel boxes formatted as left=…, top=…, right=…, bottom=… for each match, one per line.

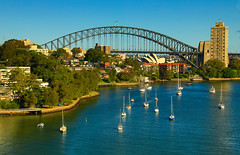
left=169, top=96, right=175, bottom=120
left=209, top=86, right=216, bottom=93
left=218, top=83, right=225, bottom=109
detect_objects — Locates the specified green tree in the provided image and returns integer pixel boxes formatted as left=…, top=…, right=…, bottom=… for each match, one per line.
left=22, top=92, right=38, bottom=108
left=44, top=88, right=59, bottom=107
left=222, top=68, right=237, bottom=78
left=71, top=47, right=82, bottom=57
left=0, top=39, right=27, bottom=66
left=107, top=69, right=117, bottom=82
left=9, top=68, right=40, bottom=107
left=162, top=70, right=174, bottom=80
left=202, top=59, right=225, bottom=74
left=84, top=48, right=104, bottom=63
left=229, top=59, right=240, bottom=70
left=52, top=48, right=68, bottom=61
left=117, top=72, right=133, bottom=81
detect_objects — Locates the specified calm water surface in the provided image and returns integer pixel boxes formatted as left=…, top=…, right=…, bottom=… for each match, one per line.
left=0, top=81, right=240, bottom=154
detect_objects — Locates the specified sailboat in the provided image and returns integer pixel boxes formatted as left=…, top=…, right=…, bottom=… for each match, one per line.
left=139, top=78, right=145, bottom=92
left=37, top=122, right=44, bottom=128
left=139, top=86, right=145, bottom=92
left=154, top=88, right=158, bottom=101
left=121, top=96, right=126, bottom=117
left=147, top=77, right=152, bottom=90
left=118, top=108, right=123, bottom=132
left=177, top=72, right=183, bottom=90
left=143, top=90, right=149, bottom=107
left=37, top=115, right=44, bottom=127
left=154, top=101, right=159, bottom=113
left=176, top=72, right=183, bottom=96
left=176, top=89, right=182, bottom=96
left=218, top=83, right=225, bottom=109
left=154, top=88, right=159, bottom=113
left=60, top=104, right=67, bottom=132
left=209, top=86, right=216, bottom=93
left=169, top=96, right=175, bottom=120
left=126, top=91, right=132, bottom=110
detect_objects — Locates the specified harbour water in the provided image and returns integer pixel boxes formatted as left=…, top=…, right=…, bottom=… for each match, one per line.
left=0, top=81, right=240, bottom=154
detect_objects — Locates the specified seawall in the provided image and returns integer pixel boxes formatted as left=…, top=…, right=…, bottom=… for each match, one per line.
left=0, top=92, right=100, bottom=116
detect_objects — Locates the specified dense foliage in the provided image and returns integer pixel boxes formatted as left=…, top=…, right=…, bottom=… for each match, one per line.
left=0, top=39, right=100, bottom=109
left=198, top=59, right=240, bottom=78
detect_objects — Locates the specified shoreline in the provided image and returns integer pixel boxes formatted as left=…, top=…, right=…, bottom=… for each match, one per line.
left=0, top=92, right=100, bottom=116
left=208, top=78, right=240, bottom=81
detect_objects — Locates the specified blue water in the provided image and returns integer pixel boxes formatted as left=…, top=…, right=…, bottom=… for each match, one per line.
left=0, top=81, right=240, bottom=154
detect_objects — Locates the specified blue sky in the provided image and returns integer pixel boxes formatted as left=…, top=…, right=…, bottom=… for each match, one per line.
left=0, top=0, right=240, bottom=52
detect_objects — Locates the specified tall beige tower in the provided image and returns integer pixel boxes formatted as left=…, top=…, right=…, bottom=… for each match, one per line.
left=210, top=21, right=229, bottom=67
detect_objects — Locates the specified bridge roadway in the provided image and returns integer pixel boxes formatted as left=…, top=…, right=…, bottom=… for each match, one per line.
left=111, top=51, right=240, bottom=56
left=111, top=50, right=203, bottom=55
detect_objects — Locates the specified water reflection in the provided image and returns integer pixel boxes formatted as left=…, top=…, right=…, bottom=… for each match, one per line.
left=1, top=81, right=240, bottom=154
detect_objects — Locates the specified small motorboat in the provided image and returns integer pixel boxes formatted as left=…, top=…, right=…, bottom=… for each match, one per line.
left=60, top=125, right=67, bottom=132
left=176, top=89, right=182, bottom=96
left=144, top=102, right=149, bottom=107
left=139, top=87, right=145, bottom=92
left=37, top=123, right=44, bottom=128
left=209, top=86, right=216, bottom=93
left=118, top=124, right=123, bottom=132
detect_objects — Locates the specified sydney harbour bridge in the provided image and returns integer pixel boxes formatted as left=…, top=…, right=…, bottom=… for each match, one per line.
left=40, top=26, right=236, bottom=68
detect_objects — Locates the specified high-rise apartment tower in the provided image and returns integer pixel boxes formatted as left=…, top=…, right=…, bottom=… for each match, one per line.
left=210, top=21, right=229, bottom=67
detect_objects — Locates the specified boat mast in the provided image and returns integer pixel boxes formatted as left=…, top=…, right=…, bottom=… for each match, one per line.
left=155, top=88, right=157, bottom=98
left=220, top=83, right=223, bottom=103
left=62, top=104, right=64, bottom=126
left=123, top=96, right=125, bottom=112
left=119, top=108, right=122, bottom=124
left=171, top=96, right=174, bottom=115
left=145, top=91, right=147, bottom=102
left=178, top=72, right=180, bottom=88
left=128, top=91, right=130, bottom=106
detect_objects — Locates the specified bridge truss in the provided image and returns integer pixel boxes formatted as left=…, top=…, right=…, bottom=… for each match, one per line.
left=41, top=26, right=201, bottom=67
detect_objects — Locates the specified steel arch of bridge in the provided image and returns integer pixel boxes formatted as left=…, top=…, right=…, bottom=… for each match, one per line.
left=41, top=26, right=200, bottom=67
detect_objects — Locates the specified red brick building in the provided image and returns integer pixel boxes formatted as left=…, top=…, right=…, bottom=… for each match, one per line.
left=159, top=63, right=186, bottom=74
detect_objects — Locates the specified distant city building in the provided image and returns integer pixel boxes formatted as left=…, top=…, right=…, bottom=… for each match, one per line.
left=21, top=39, right=49, bottom=56
left=21, top=39, right=34, bottom=46
left=73, top=47, right=87, bottom=57
left=138, top=53, right=165, bottom=64
left=29, top=45, right=49, bottom=56
left=159, top=63, right=186, bottom=74
left=63, top=48, right=73, bottom=56
left=100, top=62, right=110, bottom=69
left=0, top=67, right=30, bottom=82
left=0, top=87, right=13, bottom=101
left=211, top=21, right=229, bottom=67
left=95, top=43, right=111, bottom=54
left=199, top=21, right=229, bottom=67
left=141, top=62, right=159, bottom=72
left=198, top=41, right=211, bottom=65
left=117, top=54, right=126, bottom=60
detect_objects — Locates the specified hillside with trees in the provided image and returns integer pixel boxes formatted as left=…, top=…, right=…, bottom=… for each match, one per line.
left=0, top=39, right=100, bottom=109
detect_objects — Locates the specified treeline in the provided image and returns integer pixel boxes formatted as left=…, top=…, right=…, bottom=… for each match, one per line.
left=0, top=39, right=100, bottom=109
left=191, top=59, right=240, bottom=79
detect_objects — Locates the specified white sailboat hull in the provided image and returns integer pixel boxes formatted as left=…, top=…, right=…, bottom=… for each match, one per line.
left=60, top=125, right=67, bottom=132
left=144, top=102, right=149, bottom=107
left=169, top=115, right=175, bottom=120
left=121, top=112, right=126, bottom=117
